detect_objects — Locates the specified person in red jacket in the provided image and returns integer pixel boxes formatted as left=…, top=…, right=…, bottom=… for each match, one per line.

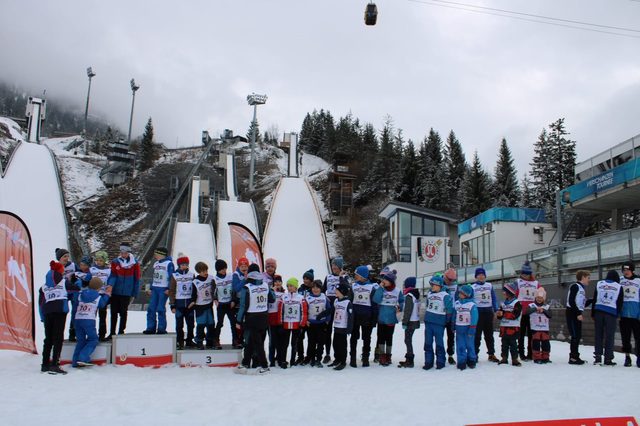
left=278, top=277, right=308, bottom=368
left=268, top=275, right=285, bottom=367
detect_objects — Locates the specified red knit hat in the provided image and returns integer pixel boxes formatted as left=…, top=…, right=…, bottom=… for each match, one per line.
left=237, top=257, right=249, bottom=267
left=50, top=260, right=64, bottom=275
left=177, top=256, right=190, bottom=266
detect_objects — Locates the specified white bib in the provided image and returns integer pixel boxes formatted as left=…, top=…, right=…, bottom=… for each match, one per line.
left=455, top=300, right=475, bottom=326
left=352, top=283, right=374, bottom=306
left=407, top=293, right=420, bottom=322
left=473, top=282, right=493, bottom=308
left=325, top=274, right=341, bottom=297
left=89, top=266, right=111, bottom=294
left=500, top=299, right=521, bottom=327
left=42, top=280, right=67, bottom=303
left=306, top=293, right=327, bottom=320
left=246, top=282, right=269, bottom=313
left=174, top=271, right=195, bottom=299
left=194, top=276, right=214, bottom=305
left=283, top=293, right=303, bottom=321
left=380, top=287, right=401, bottom=306
left=530, top=306, right=550, bottom=331
left=517, top=279, right=539, bottom=303
left=269, top=292, right=284, bottom=313
left=566, top=283, right=586, bottom=311
left=595, top=280, right=621, bottom=311
left=75, top=294, right=101, bottom=320
left=214, top=275, right=233, bottom=303
left=152, top=259, right=172, bottom=288
left=333, top=299, right=350, bottom=329
left=426, top=291, right=447, bottom=316
left=621, top=278, right=640, bottom=303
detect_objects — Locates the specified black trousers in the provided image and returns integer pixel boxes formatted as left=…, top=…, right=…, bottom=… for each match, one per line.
left=110, top=294, right=131, bottom=335
left=350, top=314, right=373, bottom=358
left=175, top=306, right=195, bottom=344
left=98, top=306, right=108, bottom=339
left=620, top=317, right=640, bottom=356
left=214, top=303, right=237, bottom=343
left=296, top=327, right=307, bottom=359
left=268, top=325, right=282, bottom=364
left=324, top=296, right=336, bottom=356
left=519, top=313, right=532, bottom=358
left=500, top=332, right=519, bottom=361
left=42, top=312, right=67, bottom=366
left=279, top=329, right=300, bottom=364
left=446, top=321, right=455, bottom=356
left=475, top=310, right=495, bottom=356
left=242, top=326, right=268, bottom=368
left=333, top=331, right=348, bottom=364
left=307, top=323, right=327, bottom=362
left=566, top=309, right=583, bottom=359
left=378, top=324, right=395, bottom=347
left=594, top=311, right=617, bottom=362
left=404, top=323, right=418, bottom=356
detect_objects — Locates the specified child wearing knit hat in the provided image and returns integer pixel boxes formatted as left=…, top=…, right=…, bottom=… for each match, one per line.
left=212, top=258, right=237, bottom=349
left=169, top=255, right=196, bottom=349
left=280, top=278, right=308, bottom=367
left=90, top=250, right=112, bottom=341
left=71, top=278, right=112, bottom=368
left=143, top=247, right=174, bottom=335
left=350, top=265, right=377, bottom=368
left=372, top=271, right=404, bottom=366
left=295, top=269, right=314, bottom=365
left=472, top=267, right=499, bottom=363
left=454, top=285, right=478, bottom=370
left=496, top=282, right=522, bottom=366
left=399, top=277, right=420, bottom=368
left=68, top=254, right=93, bottom=342
left=331, top=282, right=353, bottom=370
left=322, top=257, right=350, bottom=364
left=305, top=280, right=332, bottom=367
left=443, top=268, right=458, bottom=366
left=527, top=287, right=552, bottom=364
left=516, top=261, right=541, bottom=362
left=423, top=275, right=454, bottom=370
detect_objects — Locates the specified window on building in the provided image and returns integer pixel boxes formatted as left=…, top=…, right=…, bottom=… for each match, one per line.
left=412, top=215, right=423, bottom=235
left=463, top=232, right=495, bottom=266
left=398, top=212, right=411, bottom=262
left=423, top=218, right=435, bottom=235
left=435, top=220, right=448, bottom=237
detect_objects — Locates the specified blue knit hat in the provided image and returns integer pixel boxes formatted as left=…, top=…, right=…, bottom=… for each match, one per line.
left=404, top=277, right=417, bottom=289
left=331, top=257, right=344, bottom=270
left=355, top=265, right=369, bottom=279
left=429, top=275, right=444, bottom=288
left=475, top=267, right=486, bottom=278
left=459, top=284, right=474, bottom=299
left=79, top=255, right=93, bottom=266
left=503, top=282, right=518, bottom=297
left=303, top=269, right=314, bottom=281
left=520, top=261, right=533, bottom=276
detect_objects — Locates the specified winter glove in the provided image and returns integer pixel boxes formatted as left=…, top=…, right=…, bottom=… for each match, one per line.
left=402, top=324, right=407, bottom=330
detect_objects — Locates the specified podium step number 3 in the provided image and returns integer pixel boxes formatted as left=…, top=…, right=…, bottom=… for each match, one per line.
left=112, top=334, right=176, bottom=367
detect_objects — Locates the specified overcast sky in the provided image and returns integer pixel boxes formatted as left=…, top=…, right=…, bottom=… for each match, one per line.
left=1, top=0, right=639, bottom=176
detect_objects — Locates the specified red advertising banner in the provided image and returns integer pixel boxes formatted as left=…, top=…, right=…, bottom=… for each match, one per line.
left=0, top=211, right=36, bottom=353
left=469, top=416, right=638, bottom=426
left=228, top=222, right=263, bottom=271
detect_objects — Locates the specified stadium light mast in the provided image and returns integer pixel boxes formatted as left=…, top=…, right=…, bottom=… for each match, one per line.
left=127, top=78, right=140, bottom=144
left=83, top=66, right=96, bottom=154
left=247, top=93, right=267, bottom=191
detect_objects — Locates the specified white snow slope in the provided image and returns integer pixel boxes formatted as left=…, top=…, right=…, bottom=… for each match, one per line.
left=216, top=200, right=259, bottom=267
left=263, top=177, right=330, bottom=281
left=225, top=153, right=238, bottom=201
left=0, top=311, right=638, bottom=426
left=0, top=142, right=68, bottom=284
left=172, top=222, right=217, bottom=267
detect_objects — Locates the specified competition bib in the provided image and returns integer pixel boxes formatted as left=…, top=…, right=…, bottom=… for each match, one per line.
left=214, top=275, right=233, bottom=303
left=530, top=309, right=550, bottom=331
left=153, top=260, right=171, bottom=288
left=473, top=283, right=493, bottom=308
left=426, top=292, right=446, bottom=315
left=352, top=284, right=373, bottom=306
left=325, top=275, right=340, bottom=297
left=43, top=281, right=67, bottom=302
left=621, top=278, right=640, bottom=303
left=195, top=277, right=214, bottom=305
left=380, top=287, right=400, bottom=306
left=307, top=295, right=327, bottom=320
left=90, top=266, right=111, bottom=294
left=518, top=279, right=538, bottom=302
left=333, top=299, right=349, bottom=329
left=247, top=283, right=269, bottom=313
left=75, top=295, right=101, bottom=320
left=268, top=292, right=284, bottom=313
left=596, top=281, right=621, bottom=310
left=500, top=300, right=521, bottom=327
left=283, top=302, right=301, bottom=322
left=455, top=300, right=474, bottom=326
left=174, top=272, right=194, bottom=299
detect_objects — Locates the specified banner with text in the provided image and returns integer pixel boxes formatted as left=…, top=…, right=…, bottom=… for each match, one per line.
left=228, top=222, right=263, bottom=272
left=0, top=211, right=36, bottom=354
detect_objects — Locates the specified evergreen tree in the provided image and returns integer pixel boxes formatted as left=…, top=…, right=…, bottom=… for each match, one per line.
left=138, top=118, right=159, bottom=172
left=443, top=130, right=466, bottom=215
left=519, top=173, right=535, bottom=208
left=416, top=128, right=447, bottom=211
left=317, top=110, right=336, bottom=161
left=299, top=112, right=313, bottom=151
left=548, top=118, right=577, bottom=190
left=492, top=138, right=520, bottom=207
left=395, top=139, right=419, bottom=203
left=246, top=119, right=262, bottom=144
left=460, top=151, right=493, bottom=219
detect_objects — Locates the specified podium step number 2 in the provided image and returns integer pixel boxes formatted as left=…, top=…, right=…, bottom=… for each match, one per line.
left=112, top=334, right=176, bottom=367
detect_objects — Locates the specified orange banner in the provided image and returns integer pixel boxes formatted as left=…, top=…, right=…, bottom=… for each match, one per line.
left=228, top=222, right=263, bottom=271
left=0, top=211, right=36, bottom=353
left=469, top=417, right=638, bottom=426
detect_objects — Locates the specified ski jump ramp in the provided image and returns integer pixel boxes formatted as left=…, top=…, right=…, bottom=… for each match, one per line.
left=0, top=142, right=69, bottom=282
left=171, top=176, right=217, bottom=265
left=262, top=177, right=330, bottom=282
left=216, top=153, right=260, bottom=268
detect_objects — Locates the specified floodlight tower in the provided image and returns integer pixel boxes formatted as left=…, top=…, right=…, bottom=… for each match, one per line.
left=83, top=66, right=96, bottom=154
left=127, top=78, right=140, bottom=144
left=247, top=93, right=267, bottom=191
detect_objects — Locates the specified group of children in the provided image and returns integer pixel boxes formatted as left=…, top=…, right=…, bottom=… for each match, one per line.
left=39, top=244, right=640, bottom=375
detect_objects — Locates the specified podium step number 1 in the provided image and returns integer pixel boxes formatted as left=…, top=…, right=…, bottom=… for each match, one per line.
left=112, top=334, right=176, bottom=367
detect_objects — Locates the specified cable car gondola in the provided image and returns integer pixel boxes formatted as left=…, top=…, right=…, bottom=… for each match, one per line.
left=365, top=2, right=378, bottom=26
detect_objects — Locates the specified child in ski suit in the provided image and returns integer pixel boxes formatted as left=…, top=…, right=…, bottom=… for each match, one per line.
left=213, top=259, right=236, bottom=349
left=144, top=247, right=174, bottom=334
left=455, top=284, right=479, bottom=370
left=268, top=275, right=285, bottom=367
left=295, top=269, right=314, bottom=365
left=423, top=275, right=454, bottom=370
left=516, top=261, right=541, bottom=361
left=472, top=267, right=499, bottom=363
left=372, top=271, right=404, bottom=366
left=188, top=262, right=216, bottom=349
left=350, top=265, right=377, bottom=368
left=72, top=278, right=111, bottom=367
left=322, top=256, right=349, bottom=363
left=399, top=277, right=420, bottom=368
left=330, top=283, right=353, bottom=371
left=169, top=256, right=195, bottom=349
left=280, top=277, right=308, bottom=367
left=69, top=255, right=93, bottom=341
left=306, top=280, right=332, bottom=367
left=528, top=287, right=552, bottom=364
left=90, top=251, right=111, bottom=341
left=496, top=282, right=522, bottom=366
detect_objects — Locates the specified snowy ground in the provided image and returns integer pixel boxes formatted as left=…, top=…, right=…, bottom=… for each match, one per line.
left=0, top=310, right=638, bottom=426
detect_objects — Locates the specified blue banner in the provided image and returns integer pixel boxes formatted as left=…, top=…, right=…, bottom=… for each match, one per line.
left=561, top=157, right=640, bottom=204
left=458, top=207, right=546, bottom=236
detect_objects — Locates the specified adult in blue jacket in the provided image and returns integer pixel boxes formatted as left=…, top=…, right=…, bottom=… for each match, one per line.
left=107, top=243, right=140, bottom=338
